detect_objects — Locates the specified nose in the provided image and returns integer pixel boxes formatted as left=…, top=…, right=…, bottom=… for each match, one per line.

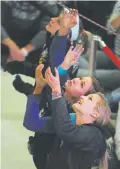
left=80, top=96, right=86, bottom=100
left=51, top=18, right=55, bottom=23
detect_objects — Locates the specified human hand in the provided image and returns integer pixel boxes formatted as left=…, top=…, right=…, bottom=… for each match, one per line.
left=5, top=39, right=25, bottom=61
left=35, top=64, right=47, bottom=89
left=61, top=45, right=84, bottom=69
left=45, top=67, right=61, bottom=92
left=60, top=9, right=78, bottom=29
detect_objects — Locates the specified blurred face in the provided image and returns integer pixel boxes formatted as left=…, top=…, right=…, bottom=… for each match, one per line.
left=65, top=77, right=93, bottom=97
left=46, top=17, right=60, bottom=35
left=72, top=94, right=102, bottom=117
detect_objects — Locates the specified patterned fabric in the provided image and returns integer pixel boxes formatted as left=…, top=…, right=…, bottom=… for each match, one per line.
left=4, top=1, right=41, bottom=30
left=107, top=0, right=120, bottom=57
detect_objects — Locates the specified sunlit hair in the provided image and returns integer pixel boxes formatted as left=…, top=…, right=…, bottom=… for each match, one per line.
left=95, top=92, right=111, bottom=125
left=95, top=92, right=111, bottom=169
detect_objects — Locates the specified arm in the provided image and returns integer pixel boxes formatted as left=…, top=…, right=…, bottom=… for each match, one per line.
left=23, top=64, right=54, bottom=133
left=50, top=33, right=68, bottom=69
left=50, top=9, right=78, bottom=69
left=107, top=1, right=120, bottom=33
left=23, top=94, right=55, bottom=133
left=52, top=97, right=98, bottom=150
left=1, top=26, right=10, bottom=42
left=22, top=15, right=50, bottom=54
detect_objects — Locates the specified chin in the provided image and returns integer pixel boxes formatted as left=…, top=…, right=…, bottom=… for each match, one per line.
left=46, top=25, right=50, bottom=32
left=72, top=103, right=79, bottom=112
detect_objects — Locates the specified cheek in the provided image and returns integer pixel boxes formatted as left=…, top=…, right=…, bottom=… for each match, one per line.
left=71, top=88, right=79, bottom=96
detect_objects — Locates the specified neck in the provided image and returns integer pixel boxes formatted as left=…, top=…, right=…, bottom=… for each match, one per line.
left=64, top=91, right=77, bottom=104
left=76, top=114, right=94, bottom=125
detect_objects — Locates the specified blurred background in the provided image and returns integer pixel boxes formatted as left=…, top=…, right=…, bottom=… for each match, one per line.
left=1, top=71, right=35, bottom=169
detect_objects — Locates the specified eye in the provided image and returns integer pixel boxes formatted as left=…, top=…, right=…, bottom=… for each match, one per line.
left=79, top=77, right=83, bottom=80
left=81, top=82, right=83, bottom=88
left=89, top=97, right=92, bottom=101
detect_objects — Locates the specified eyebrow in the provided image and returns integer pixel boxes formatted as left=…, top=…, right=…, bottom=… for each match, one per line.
left=89, top=95, right=93, bottom=99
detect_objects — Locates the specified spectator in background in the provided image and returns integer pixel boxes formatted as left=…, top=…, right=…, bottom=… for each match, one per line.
left=114, top=102, right=120, bottom=161
left=1, top=1, right=63, bottom=68
left=107, top=0, right=120, bottom=58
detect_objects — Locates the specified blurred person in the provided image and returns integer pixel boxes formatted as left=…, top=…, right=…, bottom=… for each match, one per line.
left=114, top=102, right=120, bottom=161
left=1, top=1, right=64, bottom=68
left=4, top=8, right=89, bottom=78
left=107, top=0, right=120, bottom=58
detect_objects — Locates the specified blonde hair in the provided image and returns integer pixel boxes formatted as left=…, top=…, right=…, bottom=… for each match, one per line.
left=95, top=92, right=111, bottom=125
left=95, top=92, right=111, bottom=169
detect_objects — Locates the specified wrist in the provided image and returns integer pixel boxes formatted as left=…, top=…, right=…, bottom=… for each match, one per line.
left=2, top=38, right=14, bottom=47
left=21, top=48, right=29, bottom=57
left=33, top=86, right=44, bottom=94
left=58, top=27, right=70, bottom=36
left=52, top=90, right=62, bottom=100
left=24, top=44, right=35, bottom=53
left=57, top=65, right=68, bottom=75
left=60, top=61, right=70, bottom=70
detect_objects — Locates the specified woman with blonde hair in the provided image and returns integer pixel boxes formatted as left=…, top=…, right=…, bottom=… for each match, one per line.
left=42, top=66, right=111, bottom=169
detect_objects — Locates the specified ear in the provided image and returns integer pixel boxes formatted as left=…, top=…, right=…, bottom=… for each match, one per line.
left=90, top=111, right=100, bottom=118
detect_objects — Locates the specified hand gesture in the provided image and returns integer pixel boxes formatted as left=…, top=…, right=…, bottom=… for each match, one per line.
left=9, top=41, right=24, bottom=61
left=45, top=67, right=61, bottom=92
left=60, top=9, right=78, bottom=29
left=61, top=45, right=84, bottom=69
left=35, top=64, right=47, bottom=88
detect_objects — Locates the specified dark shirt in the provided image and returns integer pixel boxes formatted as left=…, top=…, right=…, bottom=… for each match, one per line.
left=1, top=1, right=62, bottom=49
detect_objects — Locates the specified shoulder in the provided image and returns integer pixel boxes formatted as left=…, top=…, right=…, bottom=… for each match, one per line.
left=79, top=124, right=106, bottom=150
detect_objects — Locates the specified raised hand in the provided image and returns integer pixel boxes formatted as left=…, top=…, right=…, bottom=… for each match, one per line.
left=3, top=39, right=25, bottom=62
left=45, top=67, right=61, bottom=92
left=35, top=64, right=47, bottom=89
left=60, top=9, right=78, bottom=29
left=61, top=45, right=84, bottom=69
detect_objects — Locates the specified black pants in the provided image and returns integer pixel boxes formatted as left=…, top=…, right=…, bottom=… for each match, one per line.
left=31, top=133, right=56, bottom=169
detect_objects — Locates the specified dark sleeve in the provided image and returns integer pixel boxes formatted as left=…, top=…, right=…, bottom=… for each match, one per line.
left=50, top=33, right=68, bottom=69
left=30, top=15, right=51, bottom=50
left=50, top=33, right=70, bottom=86
left=30, top=30, right=47, bottom=50
left=33, top=1, right=62, bottom=17
left=52, top=97, right=99, bottom=151
left=23, top=94, right=55, bottom=133
left=1, top=2, right=10, bottom=41
left=1, top=26, right=10, bottom=42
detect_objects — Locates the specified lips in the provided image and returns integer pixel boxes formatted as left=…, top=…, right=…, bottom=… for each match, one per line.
left=77, top=98, right=83, bottom=104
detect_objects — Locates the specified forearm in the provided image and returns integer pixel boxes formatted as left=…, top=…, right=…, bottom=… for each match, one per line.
left=29, top=30, right=47, bottom=51
left=111, top=16, right=120, bottom=29
left=57, top=65, right=70, bottom=86
left=23, top=94, right=41, bottom=131
left=50, top=32, right=68, bottom=69
left=23, top=94, right=55, bottom=133
left=33, top=86, right=44, bottom=95
left=1, top=26, right=10, bottom=43
left=52, top=97, right=77, bottom=141
left=107, top=1, right=120, bottom=32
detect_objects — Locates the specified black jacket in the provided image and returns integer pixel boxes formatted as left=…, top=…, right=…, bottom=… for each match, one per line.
left=1, top=1, right=63, bottom=48
left=51, top=97, right=107, bottom=169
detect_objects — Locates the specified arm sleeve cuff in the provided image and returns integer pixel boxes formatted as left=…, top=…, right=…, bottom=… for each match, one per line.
left=57, top=65, right=68, bottom=75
